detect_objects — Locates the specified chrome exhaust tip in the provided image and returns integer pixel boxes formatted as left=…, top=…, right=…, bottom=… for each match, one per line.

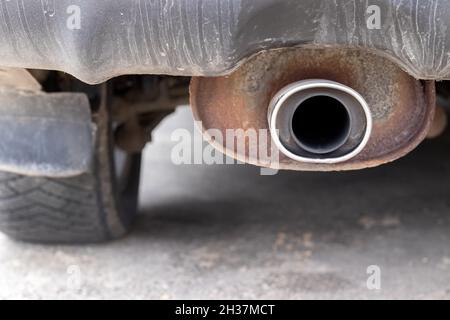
left=268, top=80, right=372, bottom=164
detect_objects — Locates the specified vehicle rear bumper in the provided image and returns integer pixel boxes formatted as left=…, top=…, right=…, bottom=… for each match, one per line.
left=1, top=0, right=449, bottom=83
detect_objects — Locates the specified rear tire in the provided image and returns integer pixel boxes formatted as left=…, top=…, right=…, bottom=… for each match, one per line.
left=0, top=91, right=141, bottom=244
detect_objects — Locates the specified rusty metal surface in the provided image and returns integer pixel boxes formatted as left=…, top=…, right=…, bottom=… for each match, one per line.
left=110, top=76, right=188, bottom=152
left=190, top=48, right=436, bottom=171
left=111, top=76, right=189, bottom=123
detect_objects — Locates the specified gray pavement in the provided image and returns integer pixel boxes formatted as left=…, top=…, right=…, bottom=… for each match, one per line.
left=1, top=107, right=450, bottom=299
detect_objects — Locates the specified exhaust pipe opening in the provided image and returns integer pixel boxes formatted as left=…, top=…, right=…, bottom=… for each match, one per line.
left=268, top=80, right=372, bottom=164
left=291, top=95, right=351, bottom=154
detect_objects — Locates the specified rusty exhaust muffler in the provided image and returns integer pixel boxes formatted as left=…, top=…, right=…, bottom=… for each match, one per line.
left=268, top=79, right=372, bottom=164
left=190, top=48, right=435, bottom=171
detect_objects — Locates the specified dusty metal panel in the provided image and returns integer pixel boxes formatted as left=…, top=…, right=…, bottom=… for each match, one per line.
left=0, top=0, right=449, bottom=83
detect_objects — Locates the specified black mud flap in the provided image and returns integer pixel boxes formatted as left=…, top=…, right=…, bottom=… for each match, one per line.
left=0, top=91, right=94, bottom=177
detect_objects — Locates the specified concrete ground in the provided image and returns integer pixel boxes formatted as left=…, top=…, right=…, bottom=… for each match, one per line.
left=1, top=107, right=450, bottom=299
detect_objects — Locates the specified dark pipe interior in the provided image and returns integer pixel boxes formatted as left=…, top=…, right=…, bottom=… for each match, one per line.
left=291, top=95, right=351, bottom=154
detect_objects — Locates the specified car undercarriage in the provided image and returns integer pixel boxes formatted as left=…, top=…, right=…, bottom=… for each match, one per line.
left=0, top=0, right=449, bottom=244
